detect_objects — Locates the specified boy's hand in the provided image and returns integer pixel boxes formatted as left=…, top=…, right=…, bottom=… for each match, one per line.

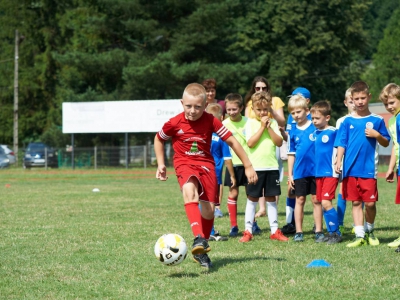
left=244, top=166, right=258, bottom=185
left=261, top=116, right=270, bottom=128
left=230, top=176, right=237, bottom=188
left=156, top=165, right=168, bottom=181
left=335, top=162, right=342, bottom=174
left=365, top=128, right=379, bottom=138
left=386, top=169, right=395, bottom=183
left=287, top=176, right=295, bottom=191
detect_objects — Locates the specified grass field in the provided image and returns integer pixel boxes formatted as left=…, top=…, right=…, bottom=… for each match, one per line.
left=1, top=168, right=400, bottom=299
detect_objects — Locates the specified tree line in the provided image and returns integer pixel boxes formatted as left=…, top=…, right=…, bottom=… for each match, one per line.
left=0, top=0, right=399, bottom=148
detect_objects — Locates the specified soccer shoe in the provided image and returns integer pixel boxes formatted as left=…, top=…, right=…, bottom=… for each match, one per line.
left=294, top=232, right=304, bottom=242
left=388, top=237, right=400, bottom=248
left=270, top=229, right=289, bottom=242
left=252, top=221, right=262, bottom=235
left=339, top=225, right=345, bottom=235
left=396, top=246, right=400, bottom=253
left=214, top=208, right=223, bottom=218
left=315, top=232, right=325, bottom=243
left=346, top=237, right=366, bottom=248
left=365, top=230, right=379, bottom=246
left=351, top=226, right=355, bottom=234
left=239, top=230, right=253, bottom=243
left=191, top=235, right=211, bottom=255
left=229, top=226, right=239, bottom=237
left=193, top=253, right=212, bottom=269
left=326, top=232, right=343, bottom=244
left=208, top=231, right=228, bottom=242
left=281, top=223, right=296, bottom=235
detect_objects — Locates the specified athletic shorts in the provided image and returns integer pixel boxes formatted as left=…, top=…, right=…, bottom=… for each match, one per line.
left=395, top=176, right=400, bottom=204
left=316, top=177, right=339, bottom=201
left=246, top=170, right=281, bottom=198
left=224, top=166, right=247, bottom=187
left=293, top=177, right=316, bottom=196
left=342, top=177, right=378, bottom=202
left=175, top=164, right=218, bottom=203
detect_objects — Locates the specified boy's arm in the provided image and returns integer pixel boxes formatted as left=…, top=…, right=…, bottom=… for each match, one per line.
left=266, top=119, right=283, bottom=147
left=287, top=154, right=295, bottom=190
left=335, top=146, right=345, bottom=174
left=224, top=159, right=236, bottom=187
left=154, top=135, right=168, bottom=181
left=247, top=126, right=264, bottom=148
left=386, top=145, right=396, bottom=183
left=225, top=136, right=258, bottom=184
left=365, top=128, right=389, bottom=147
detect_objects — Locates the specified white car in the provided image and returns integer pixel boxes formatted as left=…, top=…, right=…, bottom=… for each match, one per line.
left=1, top=145, right=16, bottom=164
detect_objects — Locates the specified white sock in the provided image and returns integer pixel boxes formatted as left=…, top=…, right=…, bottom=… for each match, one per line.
left=365, top=222, right=374, bottom=233
left=245, top=199, right=257, bottom=233
left=286, top=206, right=294, bottom=224
left=354, top=225, right=365, bottom=238
left=267, top=201, right=279, bottom=234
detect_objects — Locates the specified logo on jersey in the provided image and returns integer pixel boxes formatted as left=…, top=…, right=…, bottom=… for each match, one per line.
left=287, top=124, right=292, bottom=131
left=177, top=129, right=184, bottom=135
left=185, top=141, right=205, bottom=156
left=322, top=135, right=329, bottom=143
left=366, top=122, right=373, bottom=129
left=350, top=125, right=354, bottom=129
left=309, top=134, right=316, bottom=141
left=184, top=137, right=206, bottom=143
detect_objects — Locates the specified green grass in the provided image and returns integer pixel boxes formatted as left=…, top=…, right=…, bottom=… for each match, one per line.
left=1, top=168, right=400, bottom=299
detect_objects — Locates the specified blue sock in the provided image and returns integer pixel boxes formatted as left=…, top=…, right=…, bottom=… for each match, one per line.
left=286, top=197, right=296, bottom=224
left=324, top=207, right=340, bottom=235
left=210, top=226, right=215, bottom=235
left=337, top=193, right=346, bottom=226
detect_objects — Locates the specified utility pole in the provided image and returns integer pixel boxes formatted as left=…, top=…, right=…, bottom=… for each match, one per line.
left=13, top=30, right=20, bottom=166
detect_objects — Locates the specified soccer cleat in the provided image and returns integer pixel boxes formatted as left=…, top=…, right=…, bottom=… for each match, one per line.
left=388, top=237, right=400, bottom=248
left=270, top=229, right=289, bottom=242
left=252, top=221, right=262, bottom=235
left=193, top=253, right=212, bottom=269
left=315, top=232, right=325, bottom=243
left=326, top=232, right=343, bottom=244
left=191, top=235, right=211, bottom=255
left=281, top=223, right=296, bottom=235
left=294, top=232, right=304, bottom=242
left=396, top=246, right=400, bottom=253
left=339, top=225, right=345, bottom=235
left=214, top=208, right=223, bottom=218
left=239, top=230, right=253, bottom=243
left=346, top=237, right=366, bottom=248
left=229, top=226, right=239, bottom=237
left=365, top=230, right=379, bottom=246
left=208, top=231, right=228, bottom=242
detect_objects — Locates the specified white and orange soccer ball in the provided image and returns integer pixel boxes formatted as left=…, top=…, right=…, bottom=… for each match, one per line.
left=154, top=233, right=188, bottom=266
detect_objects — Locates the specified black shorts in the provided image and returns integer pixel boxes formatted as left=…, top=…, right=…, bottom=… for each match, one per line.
left=224, top=166, right=247, bottom=187
left=293, top=177, right=316, bottom=196
left=246, top=170, right=281, bottom=198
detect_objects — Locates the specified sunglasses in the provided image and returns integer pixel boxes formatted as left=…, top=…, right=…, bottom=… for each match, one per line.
left=255, top=86, right=267, bottom=91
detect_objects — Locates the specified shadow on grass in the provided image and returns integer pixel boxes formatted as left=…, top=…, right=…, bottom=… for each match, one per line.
left=168, top=272, right=200, bottom=278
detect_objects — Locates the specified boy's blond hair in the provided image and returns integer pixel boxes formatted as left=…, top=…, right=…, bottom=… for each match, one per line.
left=251, top=91, right=271, bottom=108
left=310, top=100, right=331, bottom=117
left=205, top=103, right=223, bottom=119
left=350, top=81, right=369, bottom=95
left=225, top=93, right=243, bottom=108
left=345, top=87, right=352, bottom=100
left=183, top=83, right=206, bottom=102
left=379, top=83, right=400, bottom=103
left=288, top=94, right=308, bottom=112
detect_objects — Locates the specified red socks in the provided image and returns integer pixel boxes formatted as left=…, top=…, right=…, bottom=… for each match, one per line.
left=227, top=197, right=238, bottom=227
left=201, top=216, right=214, bottom=239
left=184, top=202, right=204, bottom=237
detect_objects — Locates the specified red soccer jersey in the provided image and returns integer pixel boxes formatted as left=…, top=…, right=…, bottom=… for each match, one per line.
left=157, top=112, right=232, bottom=169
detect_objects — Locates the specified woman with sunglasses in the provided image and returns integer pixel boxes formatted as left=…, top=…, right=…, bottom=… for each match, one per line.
left=244, top=76, right=286, bottom=226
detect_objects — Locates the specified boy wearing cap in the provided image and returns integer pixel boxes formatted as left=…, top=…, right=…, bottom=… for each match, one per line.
left=281, top=87, right=312, bottom=235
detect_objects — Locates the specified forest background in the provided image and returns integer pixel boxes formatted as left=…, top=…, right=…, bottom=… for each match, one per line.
left=0, top=0, right=399, bottom=149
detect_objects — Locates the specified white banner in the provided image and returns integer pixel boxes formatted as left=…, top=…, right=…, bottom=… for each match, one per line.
left=62, top=100, right=183, bottom=133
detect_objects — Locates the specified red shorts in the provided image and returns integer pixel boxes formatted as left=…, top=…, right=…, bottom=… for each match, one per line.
left=316, top=177, right=339, bottom=202
left=395, top=176, right=400, bottom=204
left=175, top=164, right=218, bottom=203
left=342, top=177, right=378, bottom=202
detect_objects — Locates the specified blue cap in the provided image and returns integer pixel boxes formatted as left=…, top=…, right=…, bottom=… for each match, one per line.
left=290, top=87, right=311, bottom=99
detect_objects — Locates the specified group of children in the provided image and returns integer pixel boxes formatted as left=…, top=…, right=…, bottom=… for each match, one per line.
left=154, top=80, right=400, bottom=270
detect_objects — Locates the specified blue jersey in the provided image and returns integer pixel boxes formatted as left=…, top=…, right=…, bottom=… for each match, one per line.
left=286, top=113, right=312, bottom=132
left=288, top=120, right=316, bottom=180
left=335, top=114, right=390, bottom=179
left=211, top=133, right=232, bottom=184
left=314, top=126, right=338, bottom=178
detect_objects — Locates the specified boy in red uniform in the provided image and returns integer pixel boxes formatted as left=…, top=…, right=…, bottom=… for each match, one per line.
left=154, top=83, right=257, bottom=269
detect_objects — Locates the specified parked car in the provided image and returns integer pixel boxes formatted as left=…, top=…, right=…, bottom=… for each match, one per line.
left=23, top=142, right=58, bottom=169
left=1, top=145, right=16, bottom=164
left=0, top=146, right=10, bottom=169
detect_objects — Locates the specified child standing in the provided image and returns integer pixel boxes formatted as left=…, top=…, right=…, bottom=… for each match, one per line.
left=155, top=83, right=257, bottom=269
left=222, top=93, right=249, bottom=237
left=336, top=88, right=356, bottom=234
left=239, top=91, right=288, bottom=242
left=335, top=81, right=390, bottom=248
left=379, top=83, right=400, bottom=252
left=287, top=94, right=324, bottom=242
left=310, top=100, right=342, bottom=244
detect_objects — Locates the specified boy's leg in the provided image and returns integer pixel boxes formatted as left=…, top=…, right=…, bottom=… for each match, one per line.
left=214, top=184, right=224, bottom=218
left=267, top=197, right=289, bottom=241
left=183, top=180, right=204, bottom=238
left=337, top=183, right=346, bottom=227
left=227, top=186, right=239, bottom=236
left=255, top=197, right=266, bottom=217
left=200, top=200, right=215, bottom=240
left=294, top=196, right=306, bottom=234
left=239, top=197, right=257, bottom=242
left=364, top=201, right=379, bottom=246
